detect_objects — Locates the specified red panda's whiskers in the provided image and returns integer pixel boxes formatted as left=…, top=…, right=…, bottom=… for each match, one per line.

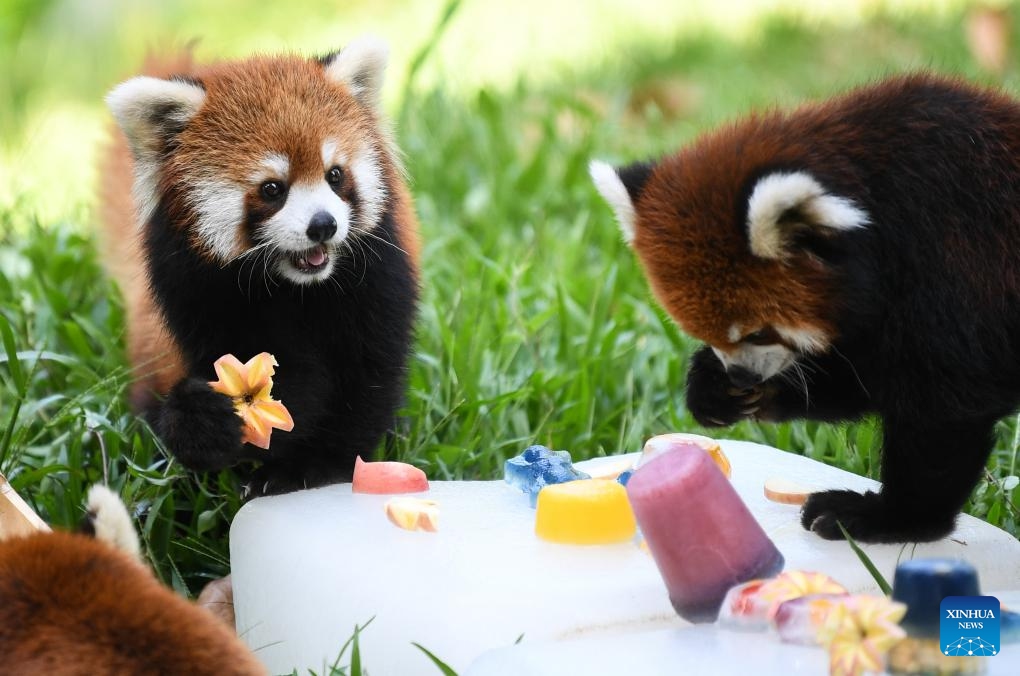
left=355, top=228, right=407, bottom=258
left=224, top=240, right=273, bottom=267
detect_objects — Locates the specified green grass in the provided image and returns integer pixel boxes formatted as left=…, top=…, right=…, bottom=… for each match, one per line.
left=2, top=0, right=1020, bottom=672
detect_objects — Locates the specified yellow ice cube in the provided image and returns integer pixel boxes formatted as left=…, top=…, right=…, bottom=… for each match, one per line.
left=534, top=480, right=636, bottom=545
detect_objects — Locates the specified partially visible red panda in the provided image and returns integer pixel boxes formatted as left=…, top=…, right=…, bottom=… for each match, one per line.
left=98, top=37, right=421, bottom=496
left=0, top=486, right=265, bottom=674
left=591, top=72, right=1020, bottom=543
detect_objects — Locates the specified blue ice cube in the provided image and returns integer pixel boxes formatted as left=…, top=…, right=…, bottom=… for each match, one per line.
left=504, top=444, right=590, bottom=507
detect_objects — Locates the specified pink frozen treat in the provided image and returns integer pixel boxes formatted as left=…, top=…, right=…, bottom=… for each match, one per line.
left=626, top=442, right=784, bottom=623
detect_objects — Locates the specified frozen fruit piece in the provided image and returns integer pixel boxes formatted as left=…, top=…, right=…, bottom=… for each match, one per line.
left=534, top=479, right=636, bottom=545
left=636, top=433, right=731, bottom=478
left=764, top=477, right=811, bottom=505
left=757, top=571, right=848, bottom=617
left=720, top=572, right=848, bottom=632
left=384, top=497, right=439, bottom=532
left=505, top=445, right=590, bottom=507
left=774, top=594, right=851, bottom=645
left=584, top=457, right=634, bottom=480
left=616, top=469, right=633, bottom=486
left=718, top=579, right=774, bottom=631
left=626, top=446, right=783, bottom=623
left=352, top=456, right=429, bottom=494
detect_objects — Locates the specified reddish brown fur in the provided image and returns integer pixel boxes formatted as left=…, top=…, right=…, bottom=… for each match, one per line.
left=632, top=109, right=863, bottom=350
left=0, top=531, right=265, bottom=675
left=99, top=52, right=420, bottom=409
left=98, top=54, right=195, bottom=408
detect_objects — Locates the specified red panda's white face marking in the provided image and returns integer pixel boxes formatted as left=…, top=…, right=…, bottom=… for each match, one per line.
left=263, top=179, right=351, bottom=284
left=187, top=178, right=247, bottom=261
left=106, top=35, right=398, bottom=287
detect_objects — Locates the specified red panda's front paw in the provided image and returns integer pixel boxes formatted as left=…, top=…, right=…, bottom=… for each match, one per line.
left=685, top=346, right=763, bottom=426
left=800, top=489, right=956, bottom=543
left=157, top=378, right=247, bottom=471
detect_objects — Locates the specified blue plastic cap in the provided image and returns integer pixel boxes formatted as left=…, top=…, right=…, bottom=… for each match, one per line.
left=892, top=559, right=981, bottom=637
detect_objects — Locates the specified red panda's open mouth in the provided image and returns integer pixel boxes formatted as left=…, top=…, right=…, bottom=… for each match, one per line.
left=289, top=245, right=330, bottom=274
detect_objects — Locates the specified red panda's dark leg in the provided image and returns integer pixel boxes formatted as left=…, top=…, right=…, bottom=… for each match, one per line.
left=801, top=417, right=997, bottom=543
left=150, top=378, right=254, bottom=471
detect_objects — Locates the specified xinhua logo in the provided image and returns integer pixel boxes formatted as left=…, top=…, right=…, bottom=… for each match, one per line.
left=940, top=596, right=1001, bottom=657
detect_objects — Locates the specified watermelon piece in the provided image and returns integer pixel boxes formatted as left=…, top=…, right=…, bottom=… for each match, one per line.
left=352, top=456, right=429, bottom=494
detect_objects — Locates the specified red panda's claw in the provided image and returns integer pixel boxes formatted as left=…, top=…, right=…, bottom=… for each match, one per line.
left=742, top=390, right=764, bottom=405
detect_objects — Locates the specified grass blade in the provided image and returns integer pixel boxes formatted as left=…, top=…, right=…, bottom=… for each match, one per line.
left=411, top=642, right=459, bottom=676
left=838, top=521, right=892, bottom=595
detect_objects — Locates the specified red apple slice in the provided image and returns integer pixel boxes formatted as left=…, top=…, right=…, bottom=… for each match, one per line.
left=352, top=456, right=429, bottom=494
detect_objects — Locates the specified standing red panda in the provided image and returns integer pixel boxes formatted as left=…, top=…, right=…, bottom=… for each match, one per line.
left=98, top=37, right=420, bottom=496
left=591, top=73, right=1020, bottom=543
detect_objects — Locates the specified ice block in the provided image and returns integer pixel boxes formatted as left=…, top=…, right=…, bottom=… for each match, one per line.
left=626, top=443, right=784, bottom=622
left=636, top=433, right=731, bottom=478
left=718, top=571, right=846, bottom=631
left=534, top=479, right=636, bottom=545
left=504, top=445, right=590, bottom=507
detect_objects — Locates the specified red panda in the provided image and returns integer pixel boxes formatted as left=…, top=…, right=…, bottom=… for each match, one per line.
left=591, top=72, right=1020, bottom=543
left=98, top=38, right=420, bottom=496
left=0, top=486, right=265, bottom=674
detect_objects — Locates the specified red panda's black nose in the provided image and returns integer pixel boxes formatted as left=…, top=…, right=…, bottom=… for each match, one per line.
left=726, top=365, right=763, bottom=389
left=306, top=212, right=337, bottom=243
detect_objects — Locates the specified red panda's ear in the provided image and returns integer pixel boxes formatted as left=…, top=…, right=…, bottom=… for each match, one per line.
left=82, top=484, right=142, bottom=564
left=106, top=76, right=205, bottom=162
left=322, top=35, right=389, bottom=110
left=746, top=171, right=869, bottom=261
left=589, top=159, right=654, bottom=244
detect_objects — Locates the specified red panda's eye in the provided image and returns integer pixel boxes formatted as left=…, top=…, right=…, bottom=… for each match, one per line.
left=260, top=181, right=285, bottom=201
left=742, top=329, right=775, bottom=346
left=326, top=166, right=343, bottom=186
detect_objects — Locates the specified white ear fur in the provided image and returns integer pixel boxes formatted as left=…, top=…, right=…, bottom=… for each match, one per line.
left=106, top=76, right=205, bottom=226
left=324, top=35, right=390, bottom=108
left=86, top=484, right=142, bottom=563
left=746, top=171, right=868, bottom=260
left=589, top=160, right=637, bottom=244
left=106, top=76, right=205, bottom=158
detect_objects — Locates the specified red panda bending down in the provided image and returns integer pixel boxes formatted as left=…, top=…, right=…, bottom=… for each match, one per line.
left=99, top=38, right=420, bottom=496
left=591, top=73, right=1020, bottom=543
left=0, top=486, right=265, bottom=674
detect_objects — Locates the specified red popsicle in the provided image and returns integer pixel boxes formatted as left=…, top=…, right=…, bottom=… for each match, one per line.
left=626, top=441, right=784, bottom=623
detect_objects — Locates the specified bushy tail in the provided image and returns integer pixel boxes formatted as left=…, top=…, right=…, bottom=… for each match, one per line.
left=83, top=485, right=141, bottom=562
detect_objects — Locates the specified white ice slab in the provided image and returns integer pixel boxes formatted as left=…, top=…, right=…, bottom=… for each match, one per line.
left=230, top=441, right=1020, bottom=675
left=466, top=593, right=1020, bottom=676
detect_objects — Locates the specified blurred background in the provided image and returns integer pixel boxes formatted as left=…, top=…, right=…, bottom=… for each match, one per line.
left=0, top=0, right=1017, bottom=598
left=2, top=0, right=1015, bottom=221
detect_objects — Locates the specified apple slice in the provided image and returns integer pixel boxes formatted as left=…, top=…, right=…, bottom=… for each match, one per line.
left=763, top=477, right=812, bottom=505
left=352, top=456, right=429, bottom=494
left=384, top=497, right=439, bottom=532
